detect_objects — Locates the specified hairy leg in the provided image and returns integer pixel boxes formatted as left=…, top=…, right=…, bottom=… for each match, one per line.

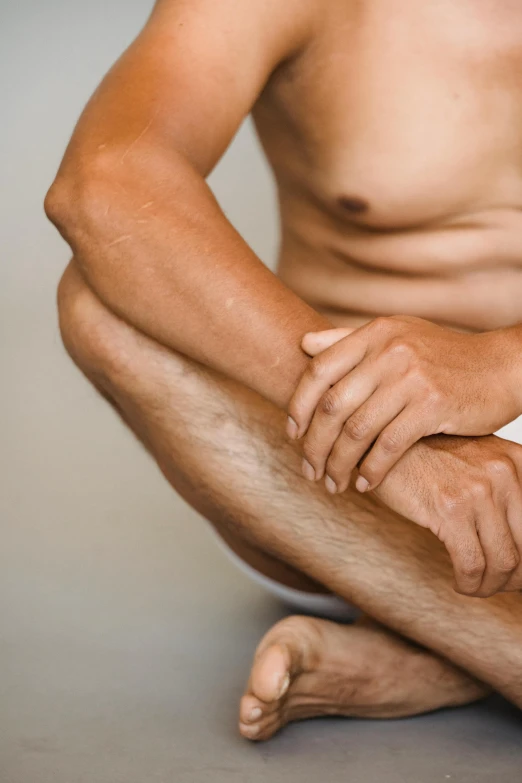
left=57, top=261, right=522, bottom=707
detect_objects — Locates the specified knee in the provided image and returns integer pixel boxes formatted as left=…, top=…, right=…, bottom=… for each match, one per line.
left=57, top=261, right=119, bottom=375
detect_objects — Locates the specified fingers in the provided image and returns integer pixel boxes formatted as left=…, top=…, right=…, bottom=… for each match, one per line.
left=356, top=405, right=430, bottom=491
left=288, top=333, right=370, bottom=439
left=441, top=512, right=486, bottom=597
left=473, top=496, right=519, bottom=598
left=499, top=482, right=522, bottom=592
left=320, top=391, right=407, bottom=493
left=442, top=487, right=520, bottom=598
left=301, top=328, right=356, bottom=356
left=299, top=387, right=428, bottom=493
left=299, top=367, right=380, bottom=482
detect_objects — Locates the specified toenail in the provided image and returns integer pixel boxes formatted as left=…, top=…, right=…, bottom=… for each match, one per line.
left=249, top=707, right=262, bottom=722
left=278, top=672, right=290, bottom=698
left=325, top=475, right=337, bottom=494
left=302, top=458, right=316, bottom=481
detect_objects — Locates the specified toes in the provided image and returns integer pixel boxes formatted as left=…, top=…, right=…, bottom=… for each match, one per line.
left=239, top=713, right=283, bottom=742
left=239, top=721, right=262, bottom=740
left=239, top=694, right=271, bottom=726
left=239, top=642, right=293, bottom=742
left=250, top=643, right=293, bottom=704
left=239, top=616, right=324, bottom=741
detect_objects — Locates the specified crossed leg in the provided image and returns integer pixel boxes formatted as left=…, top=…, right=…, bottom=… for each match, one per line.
left=57, top=261, right=522, bottom=739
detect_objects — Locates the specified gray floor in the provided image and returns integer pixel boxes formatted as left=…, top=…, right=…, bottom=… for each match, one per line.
left=2, top=1, right=522, bottom=780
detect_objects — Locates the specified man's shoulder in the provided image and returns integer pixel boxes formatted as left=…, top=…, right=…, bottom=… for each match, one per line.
left=153, top=0, right=323, bottom=68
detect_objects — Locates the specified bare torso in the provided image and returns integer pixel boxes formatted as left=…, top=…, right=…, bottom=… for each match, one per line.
left=254, top=0, right=522, bottom=331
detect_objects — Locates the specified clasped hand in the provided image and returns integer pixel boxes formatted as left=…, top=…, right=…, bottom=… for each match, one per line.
left=288, top=315, right=520, bottom=493
left=287, top=315, right=522, bottom=597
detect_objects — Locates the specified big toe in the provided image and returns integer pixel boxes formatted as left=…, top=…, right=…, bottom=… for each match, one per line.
left=239, top=616, right=319, bottom=740
left=251, top=643, right=293, bottom=704
left=239, top=643, right=292, bottom=739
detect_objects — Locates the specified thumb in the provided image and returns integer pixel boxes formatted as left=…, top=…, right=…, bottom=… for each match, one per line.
left=301, top=327, right=355, bottom=356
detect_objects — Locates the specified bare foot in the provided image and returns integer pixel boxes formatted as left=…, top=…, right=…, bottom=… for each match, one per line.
left=239, top=615, right=489, bottom=741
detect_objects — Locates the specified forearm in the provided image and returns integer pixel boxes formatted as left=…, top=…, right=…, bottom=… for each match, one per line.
left=46, top=147, right=329, bottom=409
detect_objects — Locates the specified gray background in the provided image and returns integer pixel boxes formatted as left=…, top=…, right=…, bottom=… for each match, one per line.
left=2, top=1, right=522, bottom=781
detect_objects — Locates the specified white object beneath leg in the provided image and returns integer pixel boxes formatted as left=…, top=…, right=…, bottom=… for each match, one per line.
left=212, top=531, right=361, bottom=622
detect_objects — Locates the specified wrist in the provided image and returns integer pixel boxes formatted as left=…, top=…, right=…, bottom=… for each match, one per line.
left=485, top=326, right=522, bottom=417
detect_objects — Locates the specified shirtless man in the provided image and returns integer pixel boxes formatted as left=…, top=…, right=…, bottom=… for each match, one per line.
left=45, top=0, right=522, bottom=740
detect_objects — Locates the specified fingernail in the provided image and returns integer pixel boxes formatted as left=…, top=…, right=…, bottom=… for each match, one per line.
left=302, top=458, right=316, bottom=481
left=278, top=672, right=290, bottom=698
left=325, top=475, right=337, bottom=494
left=286, top=416, right=298, bottom=439
left=356, top=476, right=370, bottom=493
left=249, top=707, right=262, bottom=722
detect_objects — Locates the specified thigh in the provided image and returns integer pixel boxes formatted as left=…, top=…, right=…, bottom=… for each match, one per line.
left=58, top=260, right=330, bottom=567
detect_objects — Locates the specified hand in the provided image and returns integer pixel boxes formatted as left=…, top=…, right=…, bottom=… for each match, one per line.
left=287, top=316, right=522, bottom=493
left=373, top=434, right=522, bottom=597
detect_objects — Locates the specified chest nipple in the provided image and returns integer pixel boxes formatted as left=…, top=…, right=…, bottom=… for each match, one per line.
left=337, top=195, right=370, bottom=215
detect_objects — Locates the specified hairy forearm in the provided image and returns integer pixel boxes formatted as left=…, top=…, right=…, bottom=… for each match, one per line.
left=46, top=147, right=329, bottom=409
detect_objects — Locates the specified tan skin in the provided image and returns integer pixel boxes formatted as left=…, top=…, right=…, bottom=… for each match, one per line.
left=46, top=1, right=522, bottom=601
left=290, top=317, right=522, bottom=488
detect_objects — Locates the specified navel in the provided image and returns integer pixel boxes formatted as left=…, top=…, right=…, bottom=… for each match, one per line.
left=337, top=195, right=369, bottom=214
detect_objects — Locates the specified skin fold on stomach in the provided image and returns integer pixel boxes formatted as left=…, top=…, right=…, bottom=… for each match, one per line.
left=277, top=218, right=522, bottom=333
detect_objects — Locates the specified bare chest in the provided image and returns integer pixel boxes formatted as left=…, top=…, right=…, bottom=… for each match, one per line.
left=255, top=0, right=522, bottom=229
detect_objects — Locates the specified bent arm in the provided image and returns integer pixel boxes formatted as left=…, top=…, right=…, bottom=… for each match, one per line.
left=45, top=0, right=327, bottom=409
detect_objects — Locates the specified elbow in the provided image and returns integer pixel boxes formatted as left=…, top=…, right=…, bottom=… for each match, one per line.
left=44, top=176, right=74, bottom=236
left=44, top=155, right=117, bottom=246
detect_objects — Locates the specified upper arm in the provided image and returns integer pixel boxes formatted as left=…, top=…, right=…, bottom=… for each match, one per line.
left=60, top=0, right=314, bottom=177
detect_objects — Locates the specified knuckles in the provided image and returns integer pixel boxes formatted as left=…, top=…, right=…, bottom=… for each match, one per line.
left=484, top=456, right=517, bottom=481
left=319, top=391, right=341, bottom=417
left=437, top=457, right=519, bottom=519
left=468, top=480, right=489, bottom=501
left=452, top=537, right=486, bottom=585
left=369, top=316, right=396, bottom=335
left=384, top=337, right=415, bottom=361
left=378, top=429, right=403, bottom=454
left=368, top=315, right=411, bottom=336
left=496, top=550, right=520, bottom=575
left=308, top=357, right=328, bottom=382
left=437, top=491, right=474, bottom=518
left=342, top=416, right=369, bottom=441
left=438, top=478, right=495, bottom=517
left=458, top=557, right=486, bottom=581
